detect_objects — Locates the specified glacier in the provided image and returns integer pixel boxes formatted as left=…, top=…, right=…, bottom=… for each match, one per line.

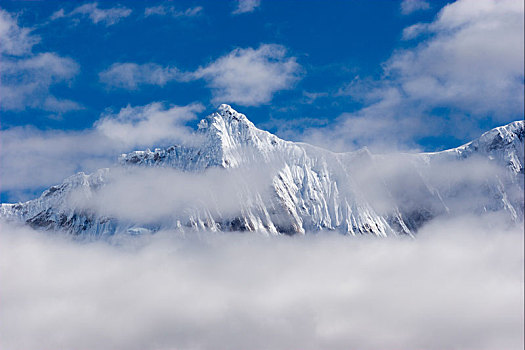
left=1, top=104, right=523, bottom=237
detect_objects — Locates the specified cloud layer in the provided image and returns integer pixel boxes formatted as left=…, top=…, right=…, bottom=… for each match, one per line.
left=1, top=214, right=522, bottom=350
left=68, top=165, right=276, bottom=225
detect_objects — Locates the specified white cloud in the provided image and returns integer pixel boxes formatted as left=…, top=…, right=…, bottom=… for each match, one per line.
left=194, top=44, right=301, bottom=106
left=1, top=53, right=80, bottom=112
left=49, top=8, right=65, bottom=21
left=69, top=166, right=276, bottom=224
left=401, top=23, right=428, bottom=40
left=144, top=5, right=203, bottom=18
left=0, top=214, right=522, bottom=350
left=0, top=9, right=81, bottom=113
left=0, top=127, right=113, bottom=197
left=95, top=102, right=204, bottom=148
left=301, top=0, right=524, bottom=152
left=99, top=44, right=301, bottom=106
left=52, top=2, right=132, bottom=26
left=302, top=91, right=329, bottom=104
left=99, top=63, right=191, bottom=90
left=232, top=0, right=261, bottom=15
left=401, top=0, right=430, bottom=15
left=0, top=102, right=203, bottom=196
left=42, top=95, right=82, bottom=113
left=389, top=0, right=524, bottom=117
left=0, top=9, right=39, bottom=55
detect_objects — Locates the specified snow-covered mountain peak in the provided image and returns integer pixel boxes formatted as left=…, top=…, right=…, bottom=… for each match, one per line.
left=198, top=104, right=256, bottom=134
left=194, top=104, right=285, bottom=167
left=119, top=105, right=283, bottom=170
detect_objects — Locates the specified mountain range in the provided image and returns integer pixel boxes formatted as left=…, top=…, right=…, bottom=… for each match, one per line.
left=1, top=105, right=523, bottom=237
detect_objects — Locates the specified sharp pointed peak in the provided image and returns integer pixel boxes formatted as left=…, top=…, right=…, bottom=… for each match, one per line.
left=198, top=104, right=256, bottom=132
left=214, top=104, right=252, bottom=123
left=216, top=103, right=237, bottom=114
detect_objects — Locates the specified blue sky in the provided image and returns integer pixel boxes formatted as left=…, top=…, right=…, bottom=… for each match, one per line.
left=0, top=0, right=524, bottom=201
left=0, top=0, right=446, bottom=131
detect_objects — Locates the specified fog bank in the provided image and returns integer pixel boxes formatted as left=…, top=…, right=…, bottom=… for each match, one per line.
left=0, top=214, right=523, bottom=350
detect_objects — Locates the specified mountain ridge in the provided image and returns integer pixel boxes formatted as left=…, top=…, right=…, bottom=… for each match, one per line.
left=1, top=105, right=523, bottom=237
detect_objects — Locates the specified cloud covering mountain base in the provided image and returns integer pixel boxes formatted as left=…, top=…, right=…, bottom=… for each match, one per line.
left=1, top=213, right=522, bottom=350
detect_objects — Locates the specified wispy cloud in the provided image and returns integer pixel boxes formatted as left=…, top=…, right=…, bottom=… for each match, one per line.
left=99, top=44, right=301, bottom=107
left=232, top=0, right=261, bottom=15
left=0, top=9, right=81, bottom=113
left=144, top=5, right=203, bottom=18
left=400, top=0, right=430, bottom=15
left=302, top=91, right=329, bottom=104
left=51, top=2, right=132, bottom=26
left=0, top=9, right=39, bottom=55
left=99, top=63, right=191, bottom=90
left=401, top=23, right=429, bottom=40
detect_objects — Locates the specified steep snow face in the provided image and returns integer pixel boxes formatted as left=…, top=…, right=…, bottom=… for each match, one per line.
left=1, top=105, right=523, bottom=237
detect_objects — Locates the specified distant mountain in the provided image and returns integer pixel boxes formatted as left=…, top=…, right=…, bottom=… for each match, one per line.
left=1, top=105, right=523, bottom=236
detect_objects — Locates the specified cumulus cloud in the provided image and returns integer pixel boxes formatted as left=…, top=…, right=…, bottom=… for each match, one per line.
left=144, top=5, right=203, bottom=18
left=0, top=9, right=80, bottom=113
left=51, top=2, right=132, bottom=26
left=232, top=0, right=261, bottom=15
left=400, top=0, right=430, bottom=15
left=194, top=44, right=300, bottom=106
left=0, top=102, right=203, bottom=198
left=387, top=0, right=524, bottom=117
left=301, top=0, right=524, bottom=152
left=99, top=44, right=301, bottom=106
left=0, top=214, right=522, bottom=350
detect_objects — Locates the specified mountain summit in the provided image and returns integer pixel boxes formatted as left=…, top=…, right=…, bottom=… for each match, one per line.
left=1, top=106, right=523, bottom=237
left=119, top=104, right=283, bottom=169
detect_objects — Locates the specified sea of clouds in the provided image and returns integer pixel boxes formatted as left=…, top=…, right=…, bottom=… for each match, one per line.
left=1, top=212, right=523, bottom=350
